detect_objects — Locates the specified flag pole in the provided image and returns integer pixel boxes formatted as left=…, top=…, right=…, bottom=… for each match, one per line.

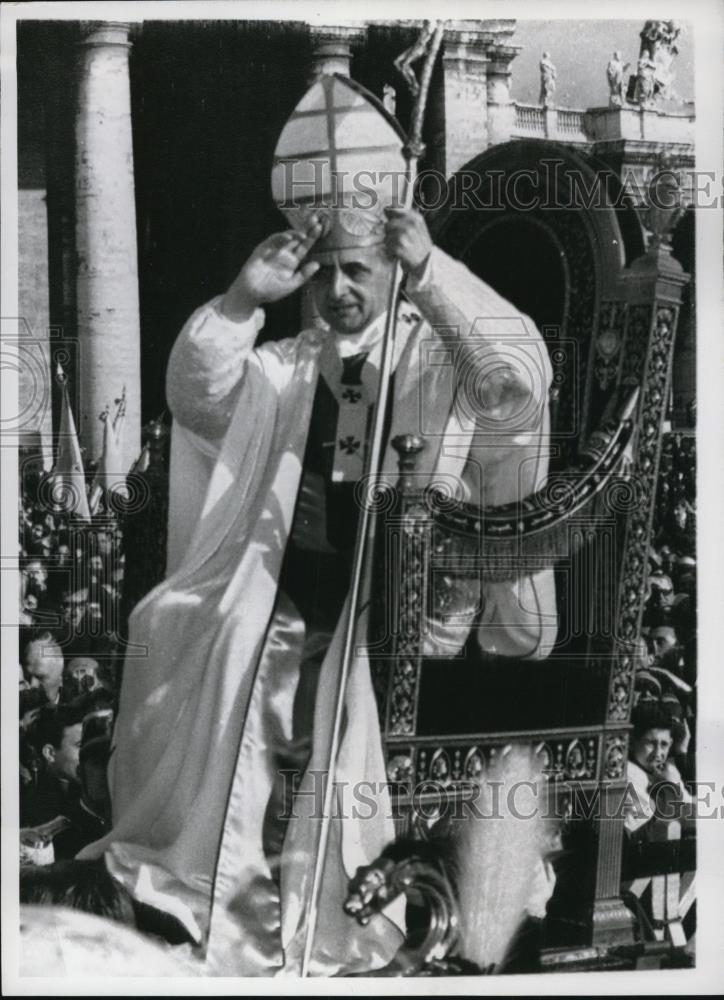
left=299, top=21, right=445, bottom=978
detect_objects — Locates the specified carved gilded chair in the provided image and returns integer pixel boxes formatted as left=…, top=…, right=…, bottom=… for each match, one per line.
left=358, top=140, right=691, bottom=972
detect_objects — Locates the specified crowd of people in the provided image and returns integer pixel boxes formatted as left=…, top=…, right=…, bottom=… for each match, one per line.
left=627, top=431, right=696, bottom=839
left=16, top=428, right=698, bottom=949
left=18, top=462, right=124, bottom=874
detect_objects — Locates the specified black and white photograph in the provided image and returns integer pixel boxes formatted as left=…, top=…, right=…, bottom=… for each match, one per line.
left=1, top=1, right=722, bottom=991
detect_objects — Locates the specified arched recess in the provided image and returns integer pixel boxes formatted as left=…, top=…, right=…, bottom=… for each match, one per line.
left=429, top=139, right=642, bottom=464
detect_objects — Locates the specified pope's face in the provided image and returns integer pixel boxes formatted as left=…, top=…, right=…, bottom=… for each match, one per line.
left=310, top=247, right=391, bottom=335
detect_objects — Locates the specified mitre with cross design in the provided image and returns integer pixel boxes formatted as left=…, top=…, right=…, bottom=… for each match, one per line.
left=271, top=74, right=408, bottom=253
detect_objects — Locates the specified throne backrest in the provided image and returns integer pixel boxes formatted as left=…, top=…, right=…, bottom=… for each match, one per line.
left=373, top=139, right=689, bottom=833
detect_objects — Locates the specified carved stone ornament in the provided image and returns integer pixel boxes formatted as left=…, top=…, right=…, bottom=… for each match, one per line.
left=608, top=304, right=678, bottom=721
left=603, top=733, right=627, bottom=780
left=639, top=153, right=688, bottom=253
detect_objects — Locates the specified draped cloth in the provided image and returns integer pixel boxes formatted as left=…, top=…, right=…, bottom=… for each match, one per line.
left=79, top=247, right=558, bottom=976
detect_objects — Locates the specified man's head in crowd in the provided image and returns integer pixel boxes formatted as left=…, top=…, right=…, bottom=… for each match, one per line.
left=647, top=572, right=675, bottom=611
left=647, top=624, right=679, bottom=662
left=32, top=702, right=86, bottom=784
left=630, top=701, right=675, bottom=777
left=27, top=526, right=54, bottom=558
left=61, top=587, right=89, bottom=631
left=23, top=558, right=48, bottom=597
left=20, top=592, right=38, bottom=625
left=64, top=656, right=102, bottom=696
left=673, top=555, right=696, bottom=596
left=88, top=554, right=105, bottom=578
left=21, top=628, right=65, bottom=704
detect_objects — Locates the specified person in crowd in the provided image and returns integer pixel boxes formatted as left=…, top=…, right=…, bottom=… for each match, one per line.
left=624, top=700, right=693, bottom=839
left=646, top=623, right=680, bottom=664
left=60, top=585, right=91, bottom=636
left=644, top=571, right=675, bottom=619
left=20, top=591, right=39, bottom=626
left=21, top=691, right=116, bottom=859
left=21, top=700, right=86, bottom=832
left=51, top=735, right=113, bottom=859
left=63, top=656, right=104, bottom=699
left=56, top=542, right=72, bottom=568
left=19, top=687, right=48, bottom=734
left=21, top=627, right=65, bottom=705
left=22, top=557, right=49, bottom=601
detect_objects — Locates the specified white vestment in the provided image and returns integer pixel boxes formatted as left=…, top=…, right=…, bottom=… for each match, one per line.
left=79, top=247, right=558, bottom=975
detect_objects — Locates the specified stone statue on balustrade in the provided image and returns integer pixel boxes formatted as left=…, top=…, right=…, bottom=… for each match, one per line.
left=634, top=54, right=656, bottom=108
left=638, top=20, right=684, bottom=102
left=606, top=51, right=630, bottom=108
left=539, top=51, right=556, bottom=108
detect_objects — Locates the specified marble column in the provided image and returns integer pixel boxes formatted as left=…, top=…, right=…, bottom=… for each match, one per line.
left=18, top=189, right=53, bottom=470
left=428, top=24, right=489, bottom=177
left=307, top=23, right=366, bottom=84
left=485, top=43, right=521, bottom=147
left=75, top=21, right=141, bottom=474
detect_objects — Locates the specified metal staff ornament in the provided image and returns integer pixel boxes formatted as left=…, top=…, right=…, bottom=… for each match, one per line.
left=271, top=21, right=446, bottom=977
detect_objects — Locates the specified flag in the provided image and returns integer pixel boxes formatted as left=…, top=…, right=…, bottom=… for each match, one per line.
left=89, top=399, right=128, bottom=515
left=112, top=385, right=127, bottom=444
left=51, top=366, right=91, bottom=522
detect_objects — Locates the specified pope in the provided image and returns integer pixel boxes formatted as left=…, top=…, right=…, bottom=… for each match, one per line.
left=80, top=75, right=557, bottom=976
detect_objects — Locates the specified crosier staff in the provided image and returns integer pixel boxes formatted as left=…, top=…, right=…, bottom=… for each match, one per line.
left=299, top=20, right=446, bottom=979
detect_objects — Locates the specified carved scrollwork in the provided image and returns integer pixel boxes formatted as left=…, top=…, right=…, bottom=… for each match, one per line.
left=607, top=304, right=678, bottom=721
left=620, top=305, right=652, bottom=387
left=594, top=302, right=625, bottom=392
left=406, top=735, right=600, bottom=786
left=386, top=753, right=414, bottom=784
left=603, top=733, right=627, bottom=780
left=565, top=739, right=587, bottom=779
left=343, top=853, right=467, bottom=977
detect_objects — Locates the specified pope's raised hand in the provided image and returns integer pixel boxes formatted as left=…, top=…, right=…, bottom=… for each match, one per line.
left=221, top=218, right=322, bottom=321
left=383, top=207, right=432, bottom=280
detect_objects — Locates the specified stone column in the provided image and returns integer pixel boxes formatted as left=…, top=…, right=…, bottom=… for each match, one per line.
left=428, top=24, right=489, bottom=177
left=18, top=190, right=53, bottom=470
left=485, top=43, right=521, bottom=147
left=307, top=23, right=366, bottom=84
left=75, top=21, right=141, bottom=474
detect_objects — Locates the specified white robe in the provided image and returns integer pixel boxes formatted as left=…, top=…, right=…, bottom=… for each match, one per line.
left=79, top=246, right=558, bottom=975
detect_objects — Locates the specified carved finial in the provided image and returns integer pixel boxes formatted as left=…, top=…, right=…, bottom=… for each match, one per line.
left=392, top=434, right=425, bottom=490
left=392, top=434, right=424, bottom=459
left=640, top=151, right=688, bottom=253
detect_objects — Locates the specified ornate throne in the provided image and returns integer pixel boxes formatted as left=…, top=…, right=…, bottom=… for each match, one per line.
left=361, top=140, right=691, bottom=971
